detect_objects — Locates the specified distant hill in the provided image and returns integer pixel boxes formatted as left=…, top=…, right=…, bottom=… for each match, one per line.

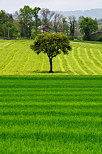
left=56, top=9, right=102, bottom=20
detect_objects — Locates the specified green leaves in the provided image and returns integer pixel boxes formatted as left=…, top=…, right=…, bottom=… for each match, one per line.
left=0, top=10, right=18, bottom=38
left=31, top=32, right=71, bottom=58
left=18, top=6, right=41, bottom=38
left=79, top=17, right=98, bottom=40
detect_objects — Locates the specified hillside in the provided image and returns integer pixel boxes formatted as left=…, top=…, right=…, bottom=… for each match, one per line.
left=56, top=8, right=102, bottom=19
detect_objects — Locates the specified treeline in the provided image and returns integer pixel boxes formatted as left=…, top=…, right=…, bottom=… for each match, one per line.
left=0, top=5, right=102, bottom=40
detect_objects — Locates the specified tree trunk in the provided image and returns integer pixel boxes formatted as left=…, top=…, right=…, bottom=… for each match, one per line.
left=49, top=58, right=53, bottom=73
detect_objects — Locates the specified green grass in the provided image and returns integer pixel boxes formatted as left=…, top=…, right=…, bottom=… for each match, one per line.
left=72, top=40, right=102, bottom=44
left=0, top=40, right=102, bottom=153
left=0, top=75, right=102, bottom=153
left=0, top=40, right=102, bottom=75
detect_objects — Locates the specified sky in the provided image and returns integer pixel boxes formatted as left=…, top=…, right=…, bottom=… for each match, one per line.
left=0, top=0, right=102, bottom=13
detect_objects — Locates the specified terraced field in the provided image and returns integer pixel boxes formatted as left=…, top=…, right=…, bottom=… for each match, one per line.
left=0, top=40, right=102, bottom=75
left=0, top=76, right=102, bottom=153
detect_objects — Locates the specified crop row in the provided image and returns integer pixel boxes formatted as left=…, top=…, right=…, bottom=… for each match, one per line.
left=0, top=41, right=102, bottom=75
left=0, top=76, right=102, bottom=153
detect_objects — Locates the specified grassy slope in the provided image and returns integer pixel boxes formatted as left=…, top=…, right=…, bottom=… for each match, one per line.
left=0, top=40, right=102, bottom=75
left=0, top=76, right=102, bottom=153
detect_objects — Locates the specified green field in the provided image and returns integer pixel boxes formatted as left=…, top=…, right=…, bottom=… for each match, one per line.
left=0, top=40, right=102, bottom=75
left=0, top=76, right=102, bottom=153
left=0, top=40, right=102, bottom=153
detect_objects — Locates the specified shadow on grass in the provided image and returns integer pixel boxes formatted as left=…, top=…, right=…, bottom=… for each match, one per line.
left=30, top=70, right=68, bottom=74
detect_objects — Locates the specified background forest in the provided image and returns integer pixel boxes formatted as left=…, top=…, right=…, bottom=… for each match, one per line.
left=0, top=6, right=102, bottom=41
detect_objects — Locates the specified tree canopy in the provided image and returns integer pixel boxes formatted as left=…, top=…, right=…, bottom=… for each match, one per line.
left=30, top=32, right=71, bottom=72
left=79, top=17, right=98, bottom=40
left=0, top=10, right=18, bottom=39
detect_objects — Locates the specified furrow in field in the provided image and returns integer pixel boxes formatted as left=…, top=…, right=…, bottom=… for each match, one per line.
left=72, top=47, right=87, bottom=75
left=57, top=55, right=65, bottom=72
left=67, top=48, right=81, bottom=74
left=84, top=48, right=98, bottom=75
left=11, top=52, right=25, bottom=73
left=63, top=55, right=78, bottom=75
left=0, top=42, right=15, bottom=49
left=1, top=104, right=102, bottom=115
left=32, top=54, right=42, bottom=72
left=53, top=56, right=60, bottom=73
left=0, top=50, right=13, bottom=66
left=20, top=48, right=37, bottom=74
left=0, top=42, right=17, bottom=59
left=15, top=48, right=30, bottom=73
left=97, top=49, right=102, bottom=56
left=90, top=48, right=102, bottom=71
left=2, top=49, right=20, bottom=72
left=0, top=49, right=5, bottom=57
left=31, top=54, right=38, bottom=73
left=78, top=47, right=95, bottom=75
left=44, top=54, right=49, bottom=73
left=2, top=43, right=28, bottom=74
left=85, top=48, right=102, bottom=74
left=0, top=43, right=25, bottom=69
left=40, top=54, right=45, bottom=72
left=96, top=49, right=102, bottom=63
left=21, top=52, right=31, bottom=73
left=7, top=44, right=28, bottom=74
left=76, top=47, right=88, bottom=75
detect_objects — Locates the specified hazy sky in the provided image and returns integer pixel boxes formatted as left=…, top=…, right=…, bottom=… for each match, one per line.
left=0, top=0, right=102, bottom=13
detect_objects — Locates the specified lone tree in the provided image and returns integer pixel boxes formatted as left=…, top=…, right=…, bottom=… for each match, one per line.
left=79, top=17, right=98, bottom=40
left=30, top=32, right=71, bottom=73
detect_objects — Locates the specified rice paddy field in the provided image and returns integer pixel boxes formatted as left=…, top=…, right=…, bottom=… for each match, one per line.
left=0, top=40, right=102, bottom=153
